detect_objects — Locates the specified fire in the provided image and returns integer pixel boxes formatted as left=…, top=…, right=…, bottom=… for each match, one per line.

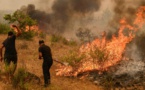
left=134, top=6, right=145, bottom=28
left=11, top=25, right=41, bottom=34
left=25, top=25, right=41, bottom=33
left=56, top=6, right=145, bottom=77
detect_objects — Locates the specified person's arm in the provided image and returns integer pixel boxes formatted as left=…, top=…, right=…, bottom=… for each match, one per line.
left=39, top=52, right=42, bottom=59
left=38, top=47, right=43, bottom=59
left=11, top=25, right=22, bottom=37
left=0, top=45, right=4, bottom=62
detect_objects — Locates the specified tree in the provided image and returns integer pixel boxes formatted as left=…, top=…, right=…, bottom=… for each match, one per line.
left=4, top=10, right=37, bottom=31
left=76, top=28, right=94, bottom=43
left=4, top=10, right=37, bottom=40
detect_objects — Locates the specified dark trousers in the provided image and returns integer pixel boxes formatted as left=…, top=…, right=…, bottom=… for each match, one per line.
left=42, top=61, right=53, bottom=85
left=4, top=55, right=17, bottom=74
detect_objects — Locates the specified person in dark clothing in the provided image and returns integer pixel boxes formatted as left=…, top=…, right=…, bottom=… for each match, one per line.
left=38, top=40, right=53, bottom=87
left=0, top=25, right=21, bottom=74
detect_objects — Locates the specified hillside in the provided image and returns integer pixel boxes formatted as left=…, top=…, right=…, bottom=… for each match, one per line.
left=0, top=34, right=103, bottom=90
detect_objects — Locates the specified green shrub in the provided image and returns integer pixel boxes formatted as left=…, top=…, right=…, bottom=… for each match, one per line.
left=4, top=62, right=16, bottom=76
left=50, top=34, right=62, bottom=42
left=62, top=38, right=77, bottom=46
left=90, top=48, right=108, bottom=64
left=61, top=50, right=85, bottom=66
left=39, top=32, right=46, bottom=39
left=19, top=31, right=35, bottom=40
left=50, top=34, right=77, bottom=46
left=0, top=23, right=10, bottom=34
left=68, top=40, right=77, bottom=46
left=12, top=68, right=28, bottom=90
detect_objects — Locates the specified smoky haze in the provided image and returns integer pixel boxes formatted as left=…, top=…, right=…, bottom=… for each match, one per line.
left=19, top=0, right=102, bottom=34
left=110, top=0, right=145, bottom=28
left=0, top=0, right=38, bottom=11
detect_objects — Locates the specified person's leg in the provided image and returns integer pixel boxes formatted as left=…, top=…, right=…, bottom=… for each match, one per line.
left=4, top=56, right=12, bottom=82
left=4, top=56, right=11, bottom=66
left=43, top=63, right=49, bottom=86
left=11, top=55, right=17, bottom=74
left=47, top=61, right=53, bottom=84
left=4, top=56, right=11, bottom=72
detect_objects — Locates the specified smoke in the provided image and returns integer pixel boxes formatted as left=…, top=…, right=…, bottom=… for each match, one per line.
left=70, top=0, right=101, bottom=13
left=26, top=4, right=51, bottom=30
left=110, top=0, right=145, bottom=28
left=115, top=43, right=145, bottom=76
left=115, top=59, right=145, bottom=76
left=20, top=0, right=102, bottom=35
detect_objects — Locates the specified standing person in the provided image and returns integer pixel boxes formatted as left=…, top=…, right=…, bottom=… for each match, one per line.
left=38, top=40, right=53, bottom=87
left=0, top=25, right=22, bottom=74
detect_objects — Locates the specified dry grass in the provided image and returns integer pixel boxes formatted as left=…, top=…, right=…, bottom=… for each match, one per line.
left=0, top=34, right=103, bottom=90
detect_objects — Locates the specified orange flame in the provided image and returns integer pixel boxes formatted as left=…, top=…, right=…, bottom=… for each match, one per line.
left=56, top=6, right=145, bottom=77
left=25, top=25, right=41, bottom=33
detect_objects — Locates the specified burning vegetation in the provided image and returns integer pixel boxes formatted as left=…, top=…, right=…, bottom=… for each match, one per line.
left=55, top=6, right=145, bottom=89
left=1, top=0, right=145, bottom=89
left=56, top=5, right=145, bottom=77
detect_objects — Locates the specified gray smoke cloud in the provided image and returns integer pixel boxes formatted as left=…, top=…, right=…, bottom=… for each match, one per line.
left=110, top=0, right=145, bottom=28
left=21, top=0, right=102, bottom=34
left=114, top=43, right=145, bottom=76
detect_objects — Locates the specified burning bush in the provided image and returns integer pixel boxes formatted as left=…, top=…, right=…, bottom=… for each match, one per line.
left=89, top=47, right=108, bottom=64
left=56, top=6, right=145, bottom=77
left=60, top=50, right=85, bottom=66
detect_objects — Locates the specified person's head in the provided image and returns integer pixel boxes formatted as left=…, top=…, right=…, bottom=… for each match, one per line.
left=39, top=40, right=44, bottom=46
left=8, top=31, right=14, bottom=36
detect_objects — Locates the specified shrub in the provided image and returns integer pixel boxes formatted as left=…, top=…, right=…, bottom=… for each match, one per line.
left=76, top=28, right=94, bottom=43
left=4, top=62, right=16, bottom=77
left=68, top=40, right=77, bottom=46
left=39, top=32, right=46, bottom=39
left=61, top=50, right=85, bottom=66
left=50, top=34, right=62, bottom=43
left=12, top=68, right=28, bottom=90
left=50, top=34, right=78, bottom=46
left=101, top=74, right=115, bottom=90
left=19, top=31, right=35, bottom=40
left=62, top=38, right=77, bottom=46
left=0, top=23, right=36, bottom=40
left=0, top=23, right=10, bottom=34
left=90, top=47, right=108, bottom=64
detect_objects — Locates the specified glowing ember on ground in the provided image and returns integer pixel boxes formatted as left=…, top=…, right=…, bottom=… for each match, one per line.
left=56, top=6, right=145, bottom=77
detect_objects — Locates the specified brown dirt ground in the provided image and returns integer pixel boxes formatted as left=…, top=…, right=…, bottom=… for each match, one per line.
left=0, top=35, right=103, bottom=90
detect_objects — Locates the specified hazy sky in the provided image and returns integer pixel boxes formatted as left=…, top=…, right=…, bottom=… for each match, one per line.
left=0, top=0, right=38, bottom=11
left=0, top=0, right=113, bottom=11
